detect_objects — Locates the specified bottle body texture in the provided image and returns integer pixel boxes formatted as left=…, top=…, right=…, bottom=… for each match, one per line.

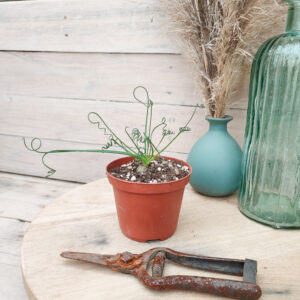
left=239, top=32, right=300, bottom=228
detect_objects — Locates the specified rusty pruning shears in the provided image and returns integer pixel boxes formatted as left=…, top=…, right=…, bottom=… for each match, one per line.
left=61, top=247, right=262, bottom=300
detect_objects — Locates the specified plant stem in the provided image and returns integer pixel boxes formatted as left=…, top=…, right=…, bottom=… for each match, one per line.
left=156, top=105, right=198, bottom=155
left=88, top=112, right=138, bottom=156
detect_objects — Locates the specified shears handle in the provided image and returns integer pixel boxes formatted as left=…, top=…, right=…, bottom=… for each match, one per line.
left=135, top=269, right=262, bottom=300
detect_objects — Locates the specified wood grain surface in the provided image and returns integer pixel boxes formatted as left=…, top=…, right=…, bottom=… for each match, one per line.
left=22, top=179, right=300, bottom=300
left=0, top=91, right=246, bottom=183
left=0, top=50, right=248, bottom=183
left=0, top=172, right=80, bottom=300
left=0, top=135, right=188, bottom=183
left=0, top=2, right=292, bottom=300
left=0, top=0, right=286, bottom=183
left=0, top=0, right=178, bottom=54
left=0, top=52, right=200, bottom=106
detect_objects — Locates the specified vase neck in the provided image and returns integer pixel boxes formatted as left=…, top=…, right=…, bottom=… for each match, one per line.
left=285, top=2, right=300, bottom=33
left=206, top=116, right=232, bottom=132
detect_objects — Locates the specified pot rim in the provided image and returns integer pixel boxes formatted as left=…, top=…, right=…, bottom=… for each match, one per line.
left=106, top=155, right=192, bottom=186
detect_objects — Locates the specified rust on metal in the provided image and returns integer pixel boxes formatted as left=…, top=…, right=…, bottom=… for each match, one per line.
left=61, top=247, right=262, bottom=300
left=151, top=251, right=165, bottom=278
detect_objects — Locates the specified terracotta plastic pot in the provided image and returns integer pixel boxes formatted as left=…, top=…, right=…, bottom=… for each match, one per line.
left=106, top=156, right=192, bottom=242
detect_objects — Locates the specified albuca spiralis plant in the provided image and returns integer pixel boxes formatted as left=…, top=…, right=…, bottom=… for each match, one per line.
left=24, top=86, right=198, bottom=177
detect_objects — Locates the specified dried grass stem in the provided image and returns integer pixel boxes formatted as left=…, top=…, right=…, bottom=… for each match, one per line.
left=162, top=0, right=286, bottom=118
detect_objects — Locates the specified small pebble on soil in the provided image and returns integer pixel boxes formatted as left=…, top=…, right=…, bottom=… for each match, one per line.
left=109, top=157, right=190, bottom=183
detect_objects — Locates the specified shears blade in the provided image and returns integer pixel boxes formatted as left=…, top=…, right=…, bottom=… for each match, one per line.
left=61, top=251, right=113, bottom=266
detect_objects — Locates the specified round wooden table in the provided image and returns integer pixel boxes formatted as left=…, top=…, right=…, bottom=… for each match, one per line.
left=22, top=179, right=300, bottom=300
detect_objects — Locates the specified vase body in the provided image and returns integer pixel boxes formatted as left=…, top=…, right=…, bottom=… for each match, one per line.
left=187, top=116, right=242, bottom=197
left=238, top=1, right=300, bottom=228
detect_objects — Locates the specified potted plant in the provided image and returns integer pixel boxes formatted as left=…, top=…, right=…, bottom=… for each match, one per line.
left=24, top=86, right=198, bottom=242
left=163, top=0, right=285, bottom=196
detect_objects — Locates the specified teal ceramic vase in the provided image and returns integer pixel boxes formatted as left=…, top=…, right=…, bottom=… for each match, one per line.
left=238, top=0, right=300, bottom=228
left=187, top=116, right=242, bottom=197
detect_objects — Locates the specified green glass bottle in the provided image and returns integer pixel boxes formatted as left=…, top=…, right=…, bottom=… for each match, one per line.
left=238, top=0, right=300, bottom=228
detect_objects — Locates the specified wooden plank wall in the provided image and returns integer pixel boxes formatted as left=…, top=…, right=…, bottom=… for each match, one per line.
left=0, top=0, right=286, bottom=183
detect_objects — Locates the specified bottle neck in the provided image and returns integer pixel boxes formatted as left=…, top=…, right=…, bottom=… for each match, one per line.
left=286, top=4, right=300, bottom=33
left=206, top=116, right=232, bottom=133
left=209, top=122, right=228, bottom=132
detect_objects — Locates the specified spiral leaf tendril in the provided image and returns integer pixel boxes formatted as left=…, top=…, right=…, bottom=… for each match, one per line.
left=24, top=86, right=199, bottom=177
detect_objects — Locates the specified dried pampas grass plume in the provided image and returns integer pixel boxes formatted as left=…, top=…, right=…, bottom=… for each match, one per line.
left=162, top=0, right=286, bottom=118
